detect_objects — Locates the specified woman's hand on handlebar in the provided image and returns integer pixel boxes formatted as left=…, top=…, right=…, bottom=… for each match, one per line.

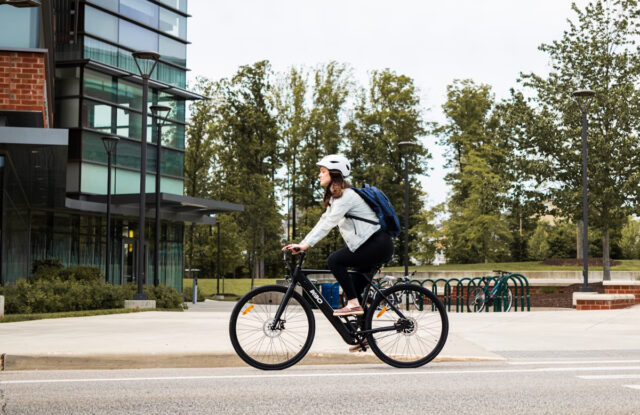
left=282, top=243, right=310, bottom=254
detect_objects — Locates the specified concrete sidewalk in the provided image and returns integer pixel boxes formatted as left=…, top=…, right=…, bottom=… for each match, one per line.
left=2, top=300, right=640, bottom=370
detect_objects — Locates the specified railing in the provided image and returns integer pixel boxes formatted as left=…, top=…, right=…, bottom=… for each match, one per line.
left=391, top=271, right=530, bottom=312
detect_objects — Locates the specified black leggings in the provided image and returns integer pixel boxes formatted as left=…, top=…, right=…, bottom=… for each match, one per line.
left=327, top=231, right=394, bottom=302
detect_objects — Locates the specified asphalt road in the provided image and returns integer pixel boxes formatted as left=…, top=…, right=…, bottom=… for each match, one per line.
left=2, top=357, right=640, bottom=414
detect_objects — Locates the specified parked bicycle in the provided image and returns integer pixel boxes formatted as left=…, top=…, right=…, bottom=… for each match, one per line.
left=466, top=270, right=514, bottom=312
left=229, top=250, right=449, bottom=370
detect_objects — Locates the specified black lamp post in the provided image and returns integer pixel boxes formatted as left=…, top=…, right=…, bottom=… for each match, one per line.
left=150, top=104, right=171, bottom=287
left=398, top=141, right=417, bottom=277
left=132, top=50, right=160, bottom=300
left=573, top=89, right=596, bottom=292
left=101, top=135, right=119, bottom=284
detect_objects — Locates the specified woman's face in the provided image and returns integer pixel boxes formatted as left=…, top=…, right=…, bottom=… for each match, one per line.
left=318, top=167, right=331, bottom=187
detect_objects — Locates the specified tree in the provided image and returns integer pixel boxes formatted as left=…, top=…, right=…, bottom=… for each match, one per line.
left=519, top=0, right=640, bottom=279
left=437, top=80, right=512, bottom=263
left=184, top=77, right=217, bottom=277
left=409, top=204, right=443, bottom=265
left=345, top=69, right=429, bottom=265
left=273, top=67, right=309, bottom=241
left=619, top=217, right=640, bottom=259
left=213, top=61, right=283, bottom=282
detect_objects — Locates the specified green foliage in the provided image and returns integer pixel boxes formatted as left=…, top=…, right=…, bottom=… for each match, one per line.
left=182, top=285, right=206, bottom=303
left=527, top=222, right=551, bottom=261
left=409, top=205, right=442, bottom=265
left=2, top=262, right=184, bottom=313
left=438, top=80, right=512, bottom=263
left=619, top=217, right=640, bottom=259
left=3, top=278, right=131, bottom=314
left=517, top=0, right=640, bottom=278
left=345, top=69, right=429, bottom=265
left=143, top=284, right=185, bottom=309
left=528, top=221, right=577, bottom=260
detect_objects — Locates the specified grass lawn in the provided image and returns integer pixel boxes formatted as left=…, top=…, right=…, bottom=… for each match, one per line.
left=183, top=278, right=278, bottom=299
left=384, top=259, right=640, bottom=272
left=0, top=308, right=161, bottom=324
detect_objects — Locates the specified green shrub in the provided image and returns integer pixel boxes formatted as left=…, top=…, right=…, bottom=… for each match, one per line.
left=183, top=286, right=205, bottom=303
left=3, top=277, right=132, bottom=314
left=144, top=284, right=185, bottom=309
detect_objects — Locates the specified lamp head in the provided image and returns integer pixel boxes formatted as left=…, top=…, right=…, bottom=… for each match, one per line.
left=132, top=50, right=161, bottom=78
left=101, top=135, right=120, bottom=154
left=150, top=104, right=172, bottom=120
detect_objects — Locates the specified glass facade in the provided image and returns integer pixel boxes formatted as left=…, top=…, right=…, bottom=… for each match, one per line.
left=83, top=2, right=188, bottom=88
left=44, top=0, right=193, bottom=292
left=0, top=5, right=39, bottom=48
left=30, top=212, right=183, bottom=287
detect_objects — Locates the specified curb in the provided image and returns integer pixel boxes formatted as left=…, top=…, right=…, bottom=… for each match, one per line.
left=0, top=353, right=505, bottom=371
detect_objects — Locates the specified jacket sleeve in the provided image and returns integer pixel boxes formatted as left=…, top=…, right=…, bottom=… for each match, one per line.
left=300, top=193, right=354, bottom=247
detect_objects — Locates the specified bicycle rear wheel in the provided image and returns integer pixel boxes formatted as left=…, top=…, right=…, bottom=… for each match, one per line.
left=365, top=284, right=448, bottom=368
left=467, top=286, right=486, bottom=312
left=500, top=286, right=513, bottom=312
left=229, top=285, right=315, bottom=370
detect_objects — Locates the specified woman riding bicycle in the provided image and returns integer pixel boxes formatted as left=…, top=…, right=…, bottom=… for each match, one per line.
left=282, top=154, right=394, bottom=317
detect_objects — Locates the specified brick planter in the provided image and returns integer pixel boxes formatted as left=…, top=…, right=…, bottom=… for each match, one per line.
left=604, top=281, right=640, bottom=304
left=573, top=293, right=636, bottom=310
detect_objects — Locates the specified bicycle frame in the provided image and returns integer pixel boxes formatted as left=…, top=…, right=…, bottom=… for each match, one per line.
left=273, top=251, right=408, bottom=345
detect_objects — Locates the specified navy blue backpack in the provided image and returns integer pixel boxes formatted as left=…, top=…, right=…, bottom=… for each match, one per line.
left=345, top=184, right=402, bottom=237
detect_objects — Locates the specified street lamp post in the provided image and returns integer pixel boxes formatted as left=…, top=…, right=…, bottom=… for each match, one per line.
left=573, top=89, right=596, bottom=292
left=132, top=51, right=160, bottom=300
left=150, top=104, right=171, bottom=287
left=101, top=135, right=119, bottom=284
left=398, top=141, right=417, bottom=277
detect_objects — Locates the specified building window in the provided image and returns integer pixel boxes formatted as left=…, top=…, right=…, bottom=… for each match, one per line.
left=119, top=19, right=158, bottom=52
left=157, top=0, right=188, bottom=14
left=0, top=5, right=39, bottom=48
left=88, top=0, right=119, bottom=12
left=159, top=8, right=186, bottom=39
left=84, top=69, right=118, bottom=102
left=84, top=36, right=119, bottom=67
left=119, top=0, right=159, bottom=28
left=159, top=35, right=186, bottom=67
left=85, top=5, right=118, bottom=43
left=157, top=63, right=186, bottom=88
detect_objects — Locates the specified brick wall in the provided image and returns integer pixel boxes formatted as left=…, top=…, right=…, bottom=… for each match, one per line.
left=576, top=297, right=636, bottom=310
left=0, top=50, right=47, bottom=126
left=604, top=284, right=640, bottom=304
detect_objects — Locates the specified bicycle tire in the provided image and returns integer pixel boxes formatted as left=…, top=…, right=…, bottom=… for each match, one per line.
left=501, top=286, right=513, bottom=312
left=364, top=283, right=449, bottom=368
left=467, top=286, right=486, bottom=312
left=229, top=285, right=315, bottom=370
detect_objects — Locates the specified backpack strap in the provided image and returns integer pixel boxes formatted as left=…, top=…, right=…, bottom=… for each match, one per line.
left=344, top=214, right=379, bottom=225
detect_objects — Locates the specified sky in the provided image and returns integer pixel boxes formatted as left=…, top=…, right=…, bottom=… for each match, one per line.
left=185, top=0, right=591, bottom=208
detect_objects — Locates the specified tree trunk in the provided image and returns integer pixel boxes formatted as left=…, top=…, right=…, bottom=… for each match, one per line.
left=576, top=221, right=584, bottom=259
left=603, top=227, right=611, bottom=281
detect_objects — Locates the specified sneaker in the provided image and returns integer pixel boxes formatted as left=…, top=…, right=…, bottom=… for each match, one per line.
left=349, top=339, right=369, bottom=353
left=333, top=305, right=364, bottom=316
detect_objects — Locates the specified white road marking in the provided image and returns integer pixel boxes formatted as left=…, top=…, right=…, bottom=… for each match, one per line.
left=4, top=365, right=640, bottom=385
left=578, top=374, right=640, bottom=380
left=623, top=385, right=640, bottom=390
left=510, top=360, right=640, bottom=366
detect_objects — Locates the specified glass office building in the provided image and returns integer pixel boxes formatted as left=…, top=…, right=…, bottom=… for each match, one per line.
left=0, top=0, right=242, bottom=291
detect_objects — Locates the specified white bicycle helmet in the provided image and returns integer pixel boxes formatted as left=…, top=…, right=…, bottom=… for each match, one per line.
left=316, top=154, right=351, bottom=178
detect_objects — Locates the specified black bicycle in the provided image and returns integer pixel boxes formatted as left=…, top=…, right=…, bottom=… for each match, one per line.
left=229, top=250, right=449, bottom=370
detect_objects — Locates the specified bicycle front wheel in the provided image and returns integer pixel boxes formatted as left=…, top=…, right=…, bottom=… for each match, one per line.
left=229, top=285, right=315, bottom=370
left=365, top=284, right=449, bottom=368
left=467, top=286, right=486, bottom=312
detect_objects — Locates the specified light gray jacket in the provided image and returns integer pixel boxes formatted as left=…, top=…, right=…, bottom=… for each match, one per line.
left=300, top=188, right=381, bottom=252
